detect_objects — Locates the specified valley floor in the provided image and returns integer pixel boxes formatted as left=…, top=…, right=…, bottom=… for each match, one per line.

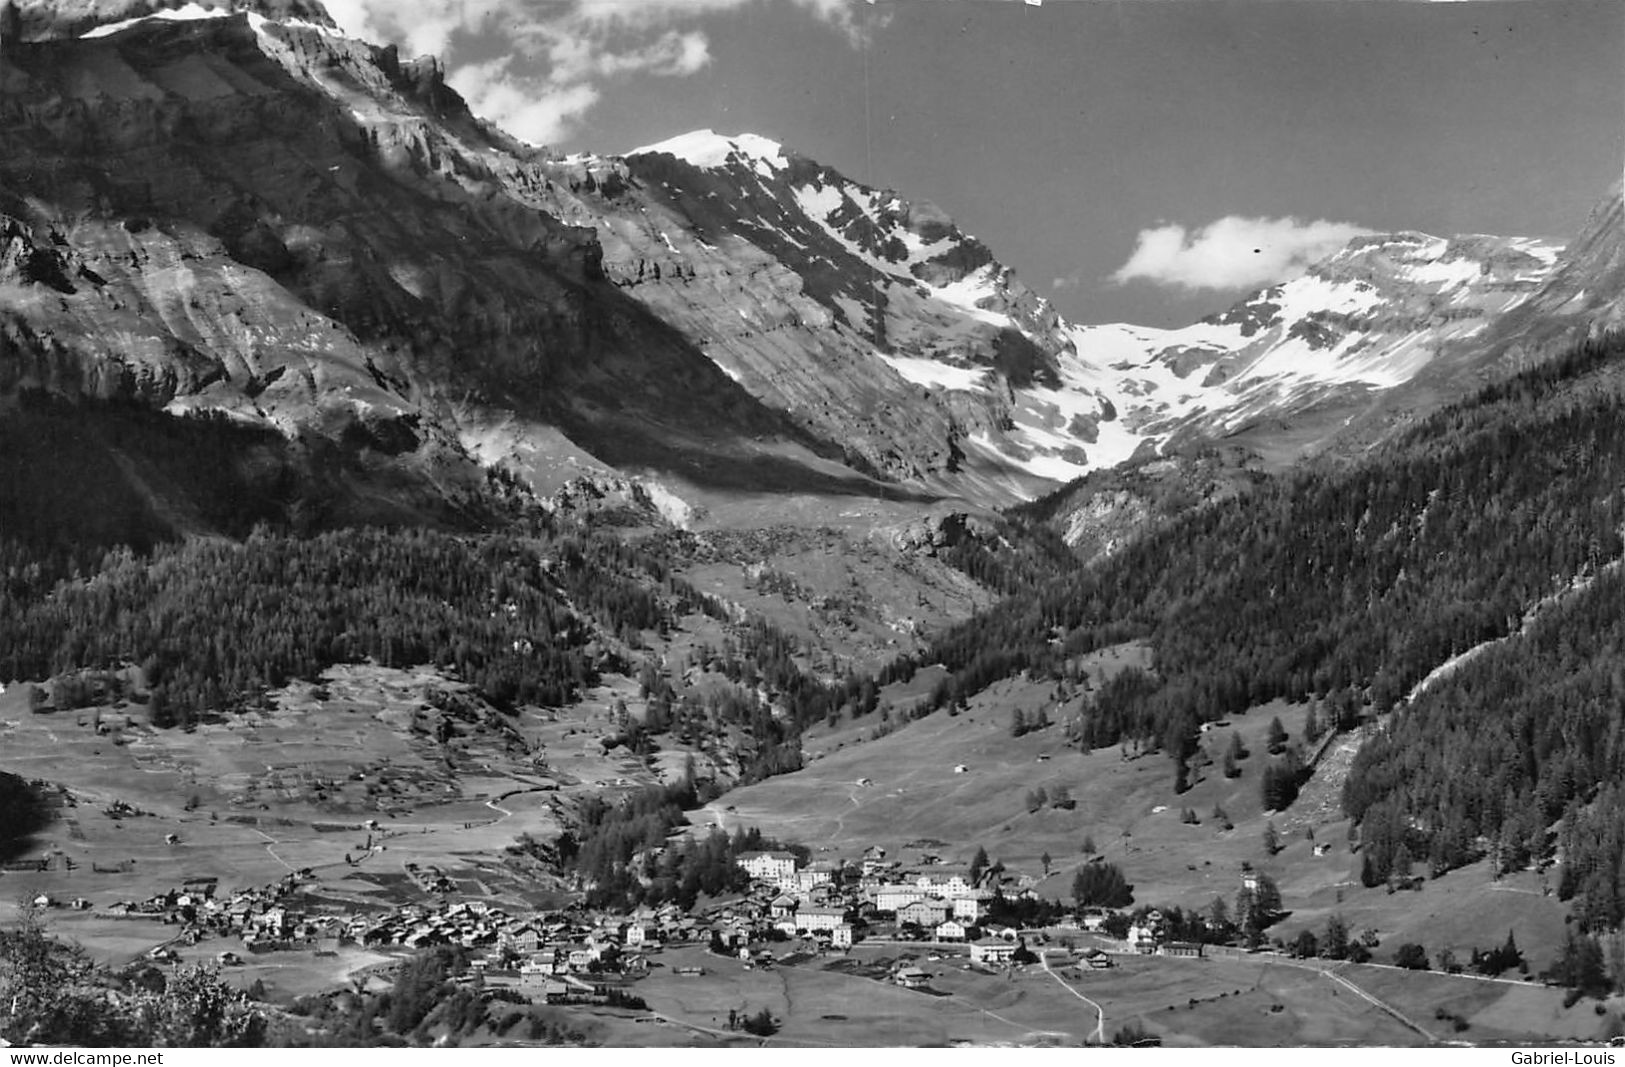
left=1, top=649, right=1619, bottom=1046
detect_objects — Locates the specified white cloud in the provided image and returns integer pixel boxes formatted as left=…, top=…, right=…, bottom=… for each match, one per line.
left=449, top=58, right=601, bottom=145
left=323, top=0, right=506, bottom=60
left=544, top=28, right=711, bottom=82
left=1112, top=215, right=1375, bottom=292
left=321, top=0, right=873, bottom=146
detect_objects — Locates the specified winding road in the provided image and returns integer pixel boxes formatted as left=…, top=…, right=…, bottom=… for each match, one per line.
left=825, top=784, right=866, bottom=844
left=250, top=828, right=294, bottom=872
left=1040, top=950, right=1106, bottom=1043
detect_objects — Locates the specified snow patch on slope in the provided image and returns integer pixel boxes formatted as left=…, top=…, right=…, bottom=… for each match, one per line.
left=609, top=128, right=1565, bottom=496
left=626, top=130, right=786, bottom=171
left=880, top=355, right=988, bottom=392
left=1398, top=256, right=1485, bottom=289
left=792, top=183, right=845, bottom=226
left=81, top=2, right=228, bottom=36
left=247, top=11, right=345, bottom=39
left=933, top=266, right=1017, bottom=329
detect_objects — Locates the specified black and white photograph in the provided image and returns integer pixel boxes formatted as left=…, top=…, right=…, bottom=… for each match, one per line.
left=1, top=0, right=1623, bottom=1050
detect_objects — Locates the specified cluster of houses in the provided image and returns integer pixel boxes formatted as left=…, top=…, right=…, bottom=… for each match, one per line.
left=732, top=846, right=1040, bottom=964
left=1077, top=908, right=1204, bottom=958
left=90, top=869, right=683, bottom=995
left=99, top=872, right=371, bottom=955
left=102, top=843, right=1053, bottom=971
left=729, top=848, right=1216, bottom=966
left=70, top=836, right=1228, bottom=1014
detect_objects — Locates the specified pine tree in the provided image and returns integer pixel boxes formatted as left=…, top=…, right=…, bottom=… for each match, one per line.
left=1207, top=895, right=1230, bottom=932
left=1072, top=861, right=1133, bottom=908
left=970, top=845, right=990, bottom=885
left=1253, top=872, right=1282, bottom=916
left=1266, top=716, right=1289, bottom=755
left=1322, top=913, right=1350, bottom=960
left=1393, top=843, right=1414, bottom=881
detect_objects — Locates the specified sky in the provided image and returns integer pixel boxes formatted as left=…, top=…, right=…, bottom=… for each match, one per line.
left=321, top=0, right=1625, bottom=327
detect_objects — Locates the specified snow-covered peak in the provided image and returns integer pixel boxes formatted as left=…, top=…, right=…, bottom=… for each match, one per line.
left=12, top=0, right=334, bottom=41
left=602, top=127, right=1565, bottom=499
left=45, top=0, right=338, bottom=40
left=79, top=1, right=222, bottom=35
left=625, top=129, right=787, bottom=172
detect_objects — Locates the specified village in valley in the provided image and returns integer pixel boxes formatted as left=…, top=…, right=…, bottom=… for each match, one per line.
left=13, top=756, right=1269, bottom=1048
left=4, top=662, right=1619, bottom=1047
left=26, top=835, right=1112, bottom=1006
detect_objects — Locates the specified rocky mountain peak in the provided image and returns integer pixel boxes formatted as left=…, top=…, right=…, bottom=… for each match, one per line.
left=1473, top=179, right=1625, bottom=360
left=626, top=129, right=789, bottom=172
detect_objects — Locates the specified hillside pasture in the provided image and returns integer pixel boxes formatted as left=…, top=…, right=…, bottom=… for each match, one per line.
left=1347, top=964, right=1622, bottom=1044
left=700, top=672, right=1331, bottom=894
left=636, top=942, right=1445, bottom=1046
left=0, top=663, right=688, bottom=970
left=698, top=667, right=1583, bottom=987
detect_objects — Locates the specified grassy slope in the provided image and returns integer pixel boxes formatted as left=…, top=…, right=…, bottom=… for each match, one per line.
left=635, top=943, right=1434, bottom=1046
left=699, top=647, right=1578, bottom=977
left=0, top=661, right=695, bottom=984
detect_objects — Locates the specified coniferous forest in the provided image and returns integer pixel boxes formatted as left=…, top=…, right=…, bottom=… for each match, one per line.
left=0, top=519, right=857, bottom=776
left=0, top=771, right=48, bottom=861
left=903, top=332, right=1625, bottom=922
left=0, top=529, right=599, bottom=723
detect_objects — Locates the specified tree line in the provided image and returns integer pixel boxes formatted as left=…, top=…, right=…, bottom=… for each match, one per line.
left=0, top=772, right=48, bottom=862
left=0, top=508, right=858, bottom=785
left=0, top=528, right=598, bottom=723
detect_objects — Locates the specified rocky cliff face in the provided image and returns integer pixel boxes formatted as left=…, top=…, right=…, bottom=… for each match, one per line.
left=528, top=130, right=1574, bottom=503
left=1269, top=186, right=1624, bottom=463
left=0, top=6, right=885, bottom=537
left=1424, top=181, right=1625, bottom=377
left=514, top=130, right=1095, bottom=497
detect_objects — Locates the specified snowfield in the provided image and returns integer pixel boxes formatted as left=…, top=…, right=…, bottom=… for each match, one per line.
left=616, top=131, right=1565, bottom=493
left=626, top=130, right=787, bottom=171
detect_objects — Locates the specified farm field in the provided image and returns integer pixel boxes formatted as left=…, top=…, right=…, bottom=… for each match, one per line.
left=631, top=941, right=1560, bottom=1046
left=1345, top=964, right=1625, bottom=1044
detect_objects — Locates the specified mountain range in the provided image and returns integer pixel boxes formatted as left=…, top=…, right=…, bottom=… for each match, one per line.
left=4, top=0, right=1620, bottom=539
